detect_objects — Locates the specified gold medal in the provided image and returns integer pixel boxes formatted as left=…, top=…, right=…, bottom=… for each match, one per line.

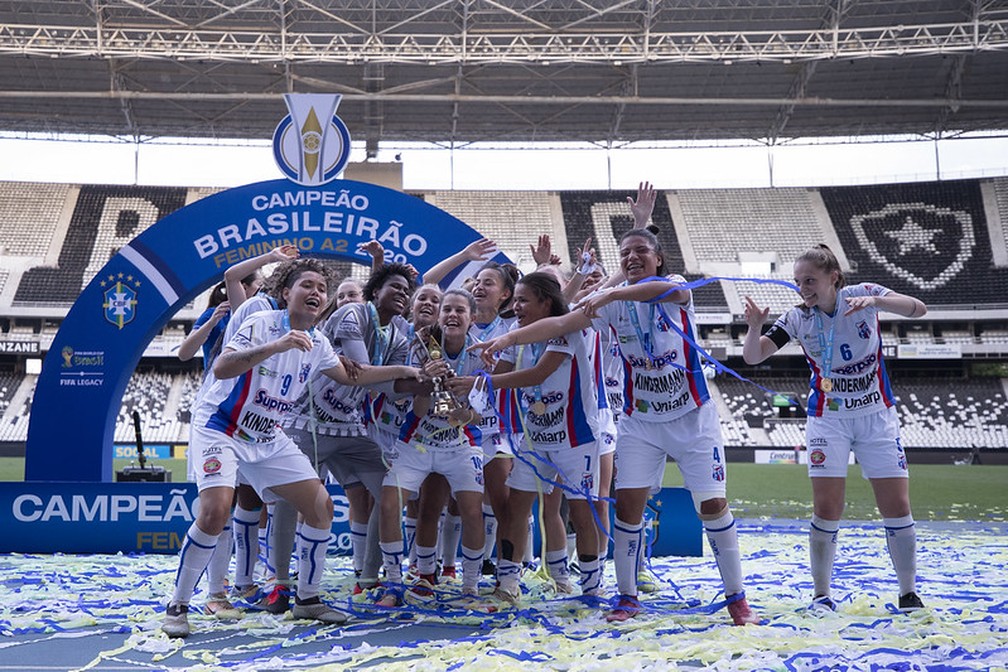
left=820, top=377, right=833, bottom=393
left=530, top=401, right=546, bottom=415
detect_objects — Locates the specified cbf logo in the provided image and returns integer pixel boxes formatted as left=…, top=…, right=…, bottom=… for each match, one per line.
left=273, top=94, right=352, bottom=186
left=100, top=274, right=140, bottom=329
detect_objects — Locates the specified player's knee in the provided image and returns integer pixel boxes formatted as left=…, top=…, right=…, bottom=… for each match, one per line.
left=696, top=497, right=729, bottom=521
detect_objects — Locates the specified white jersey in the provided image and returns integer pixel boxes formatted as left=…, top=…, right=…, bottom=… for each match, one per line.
left=502, top=327, right=599, bottom=450
left=285, top=303, right=409, bottom=435
left=197, top=310, right=340, bottom=443
left=400, top=337, right=487, bottom=450
left=470, top=315, right=519, bottom=438
left=589, top=276, right=710, bottom=422
left=766, top=282, right=896, bottom=418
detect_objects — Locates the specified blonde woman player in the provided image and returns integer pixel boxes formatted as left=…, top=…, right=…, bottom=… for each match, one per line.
left=743, top=244, right=927, bottom=613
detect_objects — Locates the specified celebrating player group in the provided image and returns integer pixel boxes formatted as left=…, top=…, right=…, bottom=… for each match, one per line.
left=163, top=182, right=927, bottom=638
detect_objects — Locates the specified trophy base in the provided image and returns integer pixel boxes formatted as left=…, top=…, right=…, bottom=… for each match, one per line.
left=116, top=466, right=171, bottom=482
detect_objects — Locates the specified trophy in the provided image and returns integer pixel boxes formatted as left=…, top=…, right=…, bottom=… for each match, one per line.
left=426, top=335, right=457, bottom=417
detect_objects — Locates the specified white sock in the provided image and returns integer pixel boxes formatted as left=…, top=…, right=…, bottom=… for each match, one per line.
left=523, top=514, right=535, bottom=563
left=380, top=540, right=405, bottom=585
left=415, top=544, right=437, bottom=577
left=578, top=555, right=602, bottom=594
left=296, top=523, right=330, bottom=601
left=206, top=523, right=232, bottom=595
left=257, top=520, right=269, bottom=579
left=883, top=515, right=917, bottom=595
left=436, top=510, right=446, bottom=565
left=704, top=510, right=744, bottom=596
left=497, top=558, right=521, bottom=592
left=232, top=506, right=261, bottom=589
left=403, top=516, right=418, bottom=566
left=350, top=520, right=369, bottom=574
left=810, top=515, right=840, bottom=598
left=613, top=517, right=643, bottom=597
left=566, top=532, right=578, bottom=565
left=441, top=513, right=462, bottom=569
left=460, top=545, right=483, bottom=591
left=482, top=505, right=497, bottom=559
left=172, top=523, right=219, bottom=606
left=545, top=549, right=569, bottom=583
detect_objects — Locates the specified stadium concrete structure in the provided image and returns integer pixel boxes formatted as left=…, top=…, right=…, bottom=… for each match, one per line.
left=0, top=0, right=1006, bottom=469
left=0, top=179, right=1006, bottom=462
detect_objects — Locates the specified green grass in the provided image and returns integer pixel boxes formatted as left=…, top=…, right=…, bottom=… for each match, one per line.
left=1, top=458, right=1004, bottom=522
left=662, top=463, right=1008, bottom=522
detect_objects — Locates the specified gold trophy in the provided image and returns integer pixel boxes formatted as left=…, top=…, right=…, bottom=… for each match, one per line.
left=427, top=335, right=457, bottom=417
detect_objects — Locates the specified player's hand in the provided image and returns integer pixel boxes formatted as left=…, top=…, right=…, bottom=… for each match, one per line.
left=469, top=337, right=507, bottom=368
left=276, top=330, right=313, bottom=352
left=628, top=181, right=657, bottom=228
left=358, top=239, right=384, bottom=260
left=270, top=244, right=300, bottom=263
left=463, top=238, right=497, bottom=262
left=209, top=302, right=231, bottom=324
left=743, top=296, right=770, bottom=328
left=843, top=295, right=877, bottom=315
left=339, top=355, right=362, bottom=380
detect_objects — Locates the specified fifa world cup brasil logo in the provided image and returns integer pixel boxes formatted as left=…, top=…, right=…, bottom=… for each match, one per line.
left=273, top=94, right=352, bottom=187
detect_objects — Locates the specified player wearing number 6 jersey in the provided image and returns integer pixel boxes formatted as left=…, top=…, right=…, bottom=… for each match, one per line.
left=743, top=244, right=927, bottom=613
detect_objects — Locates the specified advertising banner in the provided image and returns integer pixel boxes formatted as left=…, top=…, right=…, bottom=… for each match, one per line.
left=0, top=483, right=701, bottom=557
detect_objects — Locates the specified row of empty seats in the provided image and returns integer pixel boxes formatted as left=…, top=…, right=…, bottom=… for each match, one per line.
left=0, top=179, right=1005, bottom=310
left=677, top=188, right=828, bottom=265
left=0, top=182, right=68, bottom=258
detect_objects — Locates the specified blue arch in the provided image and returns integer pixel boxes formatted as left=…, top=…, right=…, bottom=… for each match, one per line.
left=26, top=179, right=508, bottom=482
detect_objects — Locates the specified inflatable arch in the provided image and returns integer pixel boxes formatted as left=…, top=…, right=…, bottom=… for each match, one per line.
left=26, top=179, right=508, bottom=482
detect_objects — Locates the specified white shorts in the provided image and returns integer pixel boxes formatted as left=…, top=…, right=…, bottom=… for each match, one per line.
left=614, top=403, right=726, bottom=501
left=190, top=424, right=319, bottom=502
left=508, top=439, right=600, bottom=501
left=805, top=406, right=908, bottom=479
left=382, top=440, right=484, bottom=496
left=483, top=432, right=515, bottom=460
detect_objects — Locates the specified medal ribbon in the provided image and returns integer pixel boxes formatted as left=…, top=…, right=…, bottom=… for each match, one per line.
left=813, top=303, right=839, bottom=390
left=625, top=300, right=658, bottom=368
left=473, top=315, right=502, bottom=342
left=517, top=342, right=546, bottom=413
left=366, top=302, right=390, bottom=366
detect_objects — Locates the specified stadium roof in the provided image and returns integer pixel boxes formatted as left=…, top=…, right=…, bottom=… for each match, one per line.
left=1, top=0, right=1007, bottom=154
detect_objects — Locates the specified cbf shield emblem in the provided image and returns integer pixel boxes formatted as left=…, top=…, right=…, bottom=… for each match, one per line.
left=101, top=278, right=138, bottom=329
left=272, top=94, right=352, bottom=187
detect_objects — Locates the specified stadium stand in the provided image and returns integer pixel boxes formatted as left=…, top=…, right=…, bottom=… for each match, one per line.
left=0, top=180, right=1005, bottom=452
left=424, top=190, right=560, bottom=270
left=559, top=191, right=729, bottom=312
left=676, top=188, right=828, bottom=266
left=13, top=185, right=188, bottom=306
left=822, top=181, right=1008, bottom=307
left=0, top=182, right=68, bottom=258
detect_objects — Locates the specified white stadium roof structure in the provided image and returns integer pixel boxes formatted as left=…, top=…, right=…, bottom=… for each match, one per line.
left=0, top=0, right=1007, bottom=152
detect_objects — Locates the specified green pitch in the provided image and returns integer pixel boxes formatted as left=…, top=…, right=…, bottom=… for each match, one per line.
left=1, top=458, right=1003, bottom=522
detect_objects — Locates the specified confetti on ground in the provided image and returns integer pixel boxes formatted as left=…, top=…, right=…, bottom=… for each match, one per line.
left=0, top=519, right=1005, bottom=671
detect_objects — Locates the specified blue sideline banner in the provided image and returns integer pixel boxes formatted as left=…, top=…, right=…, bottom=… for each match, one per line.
left=0, top=483, right=700, bottom=557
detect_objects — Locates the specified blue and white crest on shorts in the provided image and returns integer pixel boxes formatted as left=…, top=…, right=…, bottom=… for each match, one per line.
left=100, top=275, right=139, bottom=329
left=273, top=94, right=352, bottom=186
